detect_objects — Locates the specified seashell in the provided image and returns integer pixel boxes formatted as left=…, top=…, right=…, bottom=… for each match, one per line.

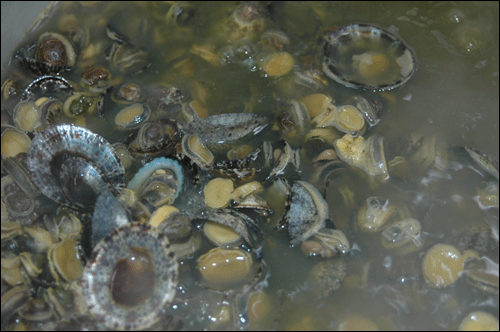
left=281, top=180, right=329, bottom=245
left=20, top=76, right=73, bottom=102
left=266, top=140, right=300, bottom=181
left=127, top=157, right=184, bottom=207
left=323, top=24, right=417, bottom=91
left=214, top=1, right=267, bottom=43
left=19, top=298, right=53, bottom=322
left=107, top=41, right=150, bottom=75
left=307, top=259, right=347, bottom=297
left=1, top=125, right=32, bottom=158
left=357, top=196, right=395, bottom=232
left=80, top=66, right=110, bottom=93
left=260, top=30, right=290, bottom=51
left=463, top=257, right=499, bottom=295
left=114, top=103, right=151, bottom=130
left=81, top=223, right=178, bottom=330
left=262, top=52, right=295, bottom=77
left=165, top=2, right=197, bottom=26
left=274, top=100, right=311, bottom=145
left=212, top=147, right=262, bottom=182
left=179, top=133, right=215, bottom=170
left=197, top=247, right=261, bottom=291
left=92, top=190, right=131, bottom=249
left=312, top=103, right=366, bottom=136
left=381, top=218, right=422, bottom=253
left=464, top=147, right=499, bottom=180
left=422, top=244, right=478, bottom=288
left=300, top=93, right=333, bottom=118
left=63, top=92, right=98, bottom=118
left=199, top=208, right=263, bottom=248
left=334, top=134, right=388, bottom=177
left=458, top=311, right=499, bottom=331
left=27, top=124, right=125, bottom=210
left=1, top=175, right=35, bottom=219
left=48, top=237, right=84, bottom=284
left=353, top=96, right=383, bottom=127
left=1, top=285, right=30, bottom=322
left=13, top=101, right=42, bottom=132
left=181, top=113, right=269, bottom=152
left=16, top=32, right=76, bottom=76
left=127, top=119, right=180, bottom=156
left=301, top=228, right=350, bottom=258
left=112, top=82, right=142, bottom=104
left=204, top=178, right=234, bottom=209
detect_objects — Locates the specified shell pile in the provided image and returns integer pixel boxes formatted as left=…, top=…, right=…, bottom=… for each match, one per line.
left=1, top=1, right=498, bottom=331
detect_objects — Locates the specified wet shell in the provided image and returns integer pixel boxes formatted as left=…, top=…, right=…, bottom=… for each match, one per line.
left=334, top=134, right=388, bottom=177
left=323, top=24, right=417, bottom=91
left=127, top=157, right=184, bottom=206
left=281, top=180, right=329, bottom=245
left=127, top=119, right=179, bottom=156
left=197, top=247, right=260, bottom=291
left=27, top=124, right=125, bottom=210
left=181, top=113, right=269, bottom=152
left=81, top=223, right=178, bottom=330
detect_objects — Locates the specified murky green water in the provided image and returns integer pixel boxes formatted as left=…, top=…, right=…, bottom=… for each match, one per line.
left=1, top=1, right=498, bottom=330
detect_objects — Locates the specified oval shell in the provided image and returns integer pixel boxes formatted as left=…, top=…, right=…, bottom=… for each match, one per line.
left=422, top=244, right=469, bottom=288
left=197, top=247, right=259, bottom=291
left=27, top=124, right=125, bottom=209
left=323, top=24, right=417, bottom=91
left=81, top=223, right=178, bottom=330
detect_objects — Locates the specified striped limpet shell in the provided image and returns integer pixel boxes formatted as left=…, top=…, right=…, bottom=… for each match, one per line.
left=81, top=223, right=178, bottom=330
left=27, top=124, right=125, bottom=210
left=323, top=23, right=417, bottom=91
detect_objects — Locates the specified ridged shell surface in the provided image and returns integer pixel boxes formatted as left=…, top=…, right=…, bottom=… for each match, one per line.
left=27, top=124, right=125, bottom=209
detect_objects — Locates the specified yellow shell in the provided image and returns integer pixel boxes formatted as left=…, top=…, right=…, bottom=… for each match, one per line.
left=204, top=178, right=234, bottom=208
left=197, top=247, right=257, bottom=290
left=1, top=126, right=32, bottom=158
left=458, top=311, right=499, bottom=331
left=422, top=244, right=479, bottom=288
left=262, top=52, right=295, bottom=77
left=203, top=221, right=242, bottom=246
left=300, top=94, right=332, bottom=118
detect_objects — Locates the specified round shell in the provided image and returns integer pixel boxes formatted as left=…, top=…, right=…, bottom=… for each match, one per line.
left=323, top=24, right=417, bottom=91
left=81, top=223, right=178, bottom=330
left=27, top=124, right=125, bottom=209
left=127, top=157, right=184, bottom=206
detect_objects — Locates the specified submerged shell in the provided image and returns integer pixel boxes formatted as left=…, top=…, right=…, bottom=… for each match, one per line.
left=282, top=181, right=329, bottom=245
left=181, top=113, right=269, bottom=151
left=27, top=124, right=125, bottom=210
left=323, top=24, right=417, bottom=91
left=464, top=147, right=499, bottom=180
left=127, top=157, right=184, bottom=206
left=334, top=134, right=388, bottom=177
left=127, top=119, right=180, bottom=156
left=81, top=223, right=178, bottom=330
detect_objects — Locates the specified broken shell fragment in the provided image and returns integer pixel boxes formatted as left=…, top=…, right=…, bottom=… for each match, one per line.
left=334, top=134, right=388, bottom=177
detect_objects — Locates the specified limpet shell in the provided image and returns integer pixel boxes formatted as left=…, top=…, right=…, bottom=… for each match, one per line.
left=81, top=223, right=178, bottom=330
left=27, top=124, right=125, bottom=209
left=323, top=24, right=417, bottom=91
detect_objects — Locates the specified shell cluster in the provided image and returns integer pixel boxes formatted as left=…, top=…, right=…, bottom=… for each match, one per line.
left=1, top=1, right=498, bottom=331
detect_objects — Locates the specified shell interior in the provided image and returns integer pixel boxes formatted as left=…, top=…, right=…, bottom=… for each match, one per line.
left=323, top=23, right=417, bottom=91
left=81, top=223, right=178, bottom=330
left=127, top=157, right=184, bottom=204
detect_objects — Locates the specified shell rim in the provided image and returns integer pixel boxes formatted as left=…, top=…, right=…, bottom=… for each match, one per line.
left=323, top=23, right=417, bottom=91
